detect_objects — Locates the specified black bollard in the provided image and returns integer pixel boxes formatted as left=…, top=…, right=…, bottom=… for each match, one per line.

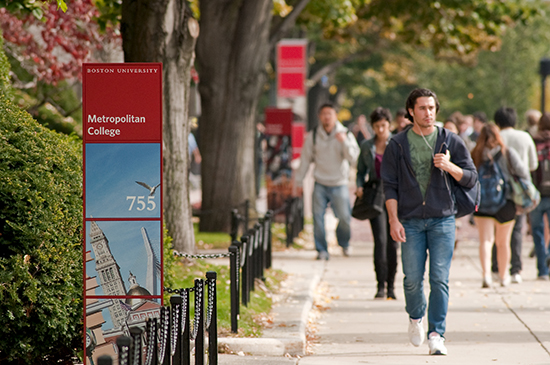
left=229, top=244, right=239, bottom=333
left=194, top=279, right=205, bottom=365
left=206, top=271, right=218, bottom=365
left=129, top=327, right=143, bottom=365
left=116, top=336, right=132, bottom=365
left=170, top=295, right=183, bottom=365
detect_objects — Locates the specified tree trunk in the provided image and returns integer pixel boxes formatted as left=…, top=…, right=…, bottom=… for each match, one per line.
left=121, top=0, right=197, bottom=253
left=197, top=0, right=273, bottom=232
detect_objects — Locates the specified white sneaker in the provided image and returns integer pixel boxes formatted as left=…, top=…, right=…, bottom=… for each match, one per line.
left=408, top=318, right=425, bottom=347
left=511, top=273, right=522, bottom=284
left=428, top=333, right=447, bottom=355
left=500, top=276, right=511, bottom=287
left=482, top=274, right=492, bottom=288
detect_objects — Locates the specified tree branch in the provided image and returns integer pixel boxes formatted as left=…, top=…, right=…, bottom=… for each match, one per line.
left=269, top=0, right=311, bottom=49
left=308, top=49, right=373, bottom=86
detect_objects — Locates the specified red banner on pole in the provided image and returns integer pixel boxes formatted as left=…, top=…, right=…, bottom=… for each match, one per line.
left=277, top=40, right=307, bottom=98
left=82, top=63, right=163, bottom=364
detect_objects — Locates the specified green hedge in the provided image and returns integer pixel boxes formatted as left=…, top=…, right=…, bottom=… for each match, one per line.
left=0, top=92, right=83, bottom=363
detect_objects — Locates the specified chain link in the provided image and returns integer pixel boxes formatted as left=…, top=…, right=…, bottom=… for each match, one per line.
left=119, top=344, right=130, bottom=365
left=170, top=302, right=180, bottom=356
left=191, top=282, right=202, bottom=340
left=173, top=251, right=233, bottom=259
left=132, top=334, right=141, bottom=365
left=158, top=307, right=169, bottom=364
left=206, top=277, right=215, bottom=329
left=144, top=320, right=155, bottom=365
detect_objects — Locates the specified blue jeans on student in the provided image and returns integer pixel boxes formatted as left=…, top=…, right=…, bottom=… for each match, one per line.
left=312, top=182, right=351, bottom=255
left=529, top=197, right=550, bottom=277
left=401, top=216, right=455, bottom=337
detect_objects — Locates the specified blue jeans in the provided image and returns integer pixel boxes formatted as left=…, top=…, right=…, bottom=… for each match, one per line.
left=312, top=182, right=351, bottom=254
left=529, top=197, right=550, bottom=277
left=401, top=216, right=455, bottom=337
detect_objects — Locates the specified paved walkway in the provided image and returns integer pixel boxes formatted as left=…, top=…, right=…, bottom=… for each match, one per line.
left=219, top=211, right=550, bottom=364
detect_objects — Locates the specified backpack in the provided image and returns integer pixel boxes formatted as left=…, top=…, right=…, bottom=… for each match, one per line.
left=477, top=151, right=507, bottom=215
left=535, top=140, right=550, bottom=197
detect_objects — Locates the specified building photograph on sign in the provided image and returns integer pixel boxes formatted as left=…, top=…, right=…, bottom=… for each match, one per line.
left=85, top=143, right=161, bottom=218
left=85, top=220, right=162, bottom=297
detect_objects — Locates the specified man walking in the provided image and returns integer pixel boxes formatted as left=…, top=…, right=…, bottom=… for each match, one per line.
left=492, top=107, right=538, bottom=283
left=381, top=88, right=477, bottom=355
left=296, top=102, right=360, bottom=260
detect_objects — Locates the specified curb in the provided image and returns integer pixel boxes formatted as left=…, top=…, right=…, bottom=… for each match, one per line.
left=218, top=260, right=325, bottom=356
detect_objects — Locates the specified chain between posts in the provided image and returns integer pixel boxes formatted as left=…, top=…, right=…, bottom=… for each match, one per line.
left=157, top=307, right=169, bottom=364
left=207, top=276, right=215, bottom=329
left=173, top=251, right=232, bottom=259
left=170, top=301, right=180, bottom=357
left=191, top=282, right=202, bottom=340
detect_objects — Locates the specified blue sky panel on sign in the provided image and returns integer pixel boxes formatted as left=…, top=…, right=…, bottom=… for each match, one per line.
left=85, top=143, right=161, bottom=218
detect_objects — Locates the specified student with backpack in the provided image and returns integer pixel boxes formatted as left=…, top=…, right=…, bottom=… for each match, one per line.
left=471, top=123, right=530, bottom=288
left=529, top=112, right=550, bottom=280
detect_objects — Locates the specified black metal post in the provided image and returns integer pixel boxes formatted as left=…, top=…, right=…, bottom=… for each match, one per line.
left=170, top=295, right=183, bottom=365
left=129, top=327, right=143, bottom=365
left=230, top=209, right=240, bottom=242
left=229, top=244, right=239, bottom=333
left=258, top=218, right=266, bottom=279
left=182, top=289, right=191, bottom=365
left=241, top=235, right=250, bottom=306
left=285, top=198, right=293, bottom=247
left=160, top=306, right=171, bottom=365
left=248, top=229, right=256, bottom=292
left=206, top=271, right=218, bottom=365
left=194, top=279, right=205, bottom=365
left=266, top=210, right=273, bottom=269
left=116, top=336, right=131, bottom=365
left=245, top=199, right=250, bottom=231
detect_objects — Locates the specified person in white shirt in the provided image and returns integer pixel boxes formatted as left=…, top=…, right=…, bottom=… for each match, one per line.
left=295, top=102, right=360, bottom=260
left=492, top=106, right=538, bottom=284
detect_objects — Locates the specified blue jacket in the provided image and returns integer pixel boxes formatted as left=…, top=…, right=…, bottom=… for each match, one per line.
left=381, top=126, right=477, bottom=220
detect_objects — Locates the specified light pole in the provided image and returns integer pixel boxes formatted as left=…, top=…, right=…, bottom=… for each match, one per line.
left=540, top=58, right=550, bottom=113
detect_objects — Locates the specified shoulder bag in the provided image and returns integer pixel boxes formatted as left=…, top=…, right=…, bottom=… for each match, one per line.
left=352, top=179, right=384, bottom=220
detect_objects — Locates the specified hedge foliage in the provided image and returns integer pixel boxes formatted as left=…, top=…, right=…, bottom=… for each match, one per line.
left=0, top=92, right=83, bottom=363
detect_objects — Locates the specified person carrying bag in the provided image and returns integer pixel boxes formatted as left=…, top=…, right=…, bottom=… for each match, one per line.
left=355, top=107, right=398, bottom=300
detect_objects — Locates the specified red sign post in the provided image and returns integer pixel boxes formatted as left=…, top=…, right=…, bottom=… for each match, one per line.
left=82, top=63, right=163, bottom=364
left=277, top=39, right=307, bottom=98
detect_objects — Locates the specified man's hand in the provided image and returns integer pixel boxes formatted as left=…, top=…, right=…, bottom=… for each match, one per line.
left=335, top=132, right=346, bottom=143
left=434, top=150, right=464, bottom=182
left=386, top=199, right=406, bottom=242
left=433, top=150, right=452, bottom=172
left=389, top=218, right=406, bottom=242
left=356, top=187, right=363, bottom=198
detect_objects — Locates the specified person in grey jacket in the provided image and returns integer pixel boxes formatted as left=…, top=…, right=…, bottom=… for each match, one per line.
left=471, top=123, right=530, bottom=288
left=356, top=107, right=398, bottom=299
left=295, top=102, right=360, bottom=260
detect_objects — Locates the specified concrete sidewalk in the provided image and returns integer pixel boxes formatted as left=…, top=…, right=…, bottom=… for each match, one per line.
left=219, top=212, right=550, bottom=364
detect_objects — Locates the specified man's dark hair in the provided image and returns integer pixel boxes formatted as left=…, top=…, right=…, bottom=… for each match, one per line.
left=395, top=108, right=407, bottom=118
left=494, top=106, right=517, bottom=128
left=473, top=111, right=488, bottom=124
left=318, top=102, right=336, bottom=113
left=369, top=107, right=393, bottom=125
left=405, top=88, right=440, bottom=121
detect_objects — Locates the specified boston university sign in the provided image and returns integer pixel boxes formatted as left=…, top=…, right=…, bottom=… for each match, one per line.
left=82, top=63, right=163, bottom=364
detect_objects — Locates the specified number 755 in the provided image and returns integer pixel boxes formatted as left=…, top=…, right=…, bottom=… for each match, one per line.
left=127, top=196, right=156, bottom=211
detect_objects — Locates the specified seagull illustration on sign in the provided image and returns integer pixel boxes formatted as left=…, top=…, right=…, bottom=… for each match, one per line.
left=136, top=181, right=161, bottom=196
